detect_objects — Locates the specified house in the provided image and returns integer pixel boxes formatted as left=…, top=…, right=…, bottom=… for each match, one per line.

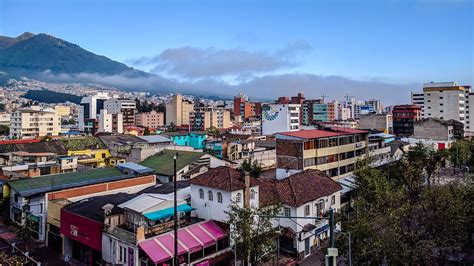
left=61, top=193, right=135, bottom=265
left=99, top=134, right=155, bottom=163
left=190, top=166, right=342, bottom=261
left=62, top=136, right=115, bottom=169
left=139, top=149, right=231, bottom=183
left=163, top=131, right=208, bottom=150
left=7, top=167, right=156, bottom=241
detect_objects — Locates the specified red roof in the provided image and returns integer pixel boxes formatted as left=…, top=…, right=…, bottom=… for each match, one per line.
left=0, top=139, right=41, bottom=145
left=277, top=128, right=368, bottom=139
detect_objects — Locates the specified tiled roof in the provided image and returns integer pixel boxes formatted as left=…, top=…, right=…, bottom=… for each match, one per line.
left=277, top=128, right=367, bottom=140
left=0, top=141, right=67, bottom=154
left=140, top=150, right=205, bottom=176
left=259, top=169, right=342, bottom=207
left=190, top=166, right=259, bottom=192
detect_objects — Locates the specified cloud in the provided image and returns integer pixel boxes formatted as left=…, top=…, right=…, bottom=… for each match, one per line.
left=126, top=42, right=312, bottom=79
left=36, top=70, right=416, bottom=105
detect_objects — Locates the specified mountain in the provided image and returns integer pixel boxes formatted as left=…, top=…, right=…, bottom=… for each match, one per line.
left=0, top=32, right=150, bottom=80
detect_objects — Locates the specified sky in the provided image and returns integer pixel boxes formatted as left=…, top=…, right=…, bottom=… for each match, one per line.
left=0, top=0, right=473, bottom=104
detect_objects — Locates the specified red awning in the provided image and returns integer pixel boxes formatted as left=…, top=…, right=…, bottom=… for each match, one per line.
left=138, top=220, right=227, bottom=264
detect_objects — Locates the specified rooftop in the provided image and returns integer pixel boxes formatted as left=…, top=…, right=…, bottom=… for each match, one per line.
left=138, top=135, right=173, bottom=143
left=63, top=193, right=134, bottom=222
left=99, top=134, right=146, bottom=145
left=140, top=150, right=205, bottom=176
left=190, top=166, right=260, bottom=192
left=277, top=128, right=368, bottom=140
left=259, top=169, right=342, bottom=207
left=61, top=137, right=106, bottom=150
left=8, top=167, right=125, bottom=197
left=138, top=180, right=190, bottom=194
left=0, top=141, right=67, bottom=154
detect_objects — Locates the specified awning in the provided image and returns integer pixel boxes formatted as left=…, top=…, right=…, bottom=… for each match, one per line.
left=337, top=175, right=357, bottom=194
left=139, top=220, right=227, bottom=264
left=144, top=204, right=193, bottom=221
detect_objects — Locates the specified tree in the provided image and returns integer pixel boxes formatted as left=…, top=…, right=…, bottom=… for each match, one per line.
left=206, top=126, right=219, bottom=135
left=0, top=125, right=9, bottom=135
left=167, top=122, right=177, bottom=132
left=14, top=218, right=36, bottom=251
left=143, top=127, right=151, bottom=136
left=338, top=148, right=473, bottom=265
left=226, top=203, right=281, bottom=265
left=238, top=158, right=262, bottom=178
left=449, top=140, right=471, bottom=173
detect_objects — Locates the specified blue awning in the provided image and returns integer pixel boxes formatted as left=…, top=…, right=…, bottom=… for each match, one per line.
left=144, top=204, right=194, bottom=221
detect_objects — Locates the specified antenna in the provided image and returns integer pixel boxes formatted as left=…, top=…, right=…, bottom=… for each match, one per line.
left=321, top=94, right=328, bottom=103
left=344, top=94, right=355, bottom=102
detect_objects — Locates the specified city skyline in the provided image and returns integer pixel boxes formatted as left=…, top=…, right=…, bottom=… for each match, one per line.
left=1, top=0, right=472, bottom=104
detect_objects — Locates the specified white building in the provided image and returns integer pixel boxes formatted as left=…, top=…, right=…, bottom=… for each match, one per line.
left=421, top=82, right=470, bottom=131
left=104, top=98, right=136, bottom=128
left=411, top=92, right=425, bottom=116
left=10, top=106, right=61, bottom=139
left=190, top=166, right=342, bottom=260
left=262, top=103, right=300, bottom=135
left=468, top=92, right=474, bottom=134
left=78, top=93, right=110, bottom=132
left=98, top=109, right=123, bottom=134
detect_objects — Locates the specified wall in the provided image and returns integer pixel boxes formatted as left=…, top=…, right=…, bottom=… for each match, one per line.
left=61, top=208, right=103, bottom=251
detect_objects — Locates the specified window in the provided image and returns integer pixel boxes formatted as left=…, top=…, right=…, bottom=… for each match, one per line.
left=118, top=245, right=127, bottom=263
left=316, top=199, right=325, bottom=217
left=250, top=189, right=255, bottom=200
left=304, top=140, right=315, bottom=150
left=284, top=207, right=291, bottom=217
left=199, top=189, right=204, bottom=199
left=304, top=205, right=310, bottom=216
left=217, top=192, right=223, bottom=203
left=331, top=195, right=336, bottom=205
left=235, top=193, right=242, bottom=203
left=208, top=191, right=213, bottom=201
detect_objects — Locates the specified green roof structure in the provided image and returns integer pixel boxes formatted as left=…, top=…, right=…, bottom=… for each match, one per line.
left=139, top=150, right=205, bottom=176
left=8, top=167, right=125, bottom=197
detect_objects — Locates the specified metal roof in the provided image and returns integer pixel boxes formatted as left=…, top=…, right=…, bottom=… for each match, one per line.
left=117, top=162, right=154, bottom=174
left=138, top=135, right=172, bottom=143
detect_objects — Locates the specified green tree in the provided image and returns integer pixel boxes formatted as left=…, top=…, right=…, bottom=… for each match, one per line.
left=238, top=158, right=262, bottom=178
left=14, top=218, right=36, bottom=251
left=143, top=127, right=151, bottom=136
left=226, top=203, right=281, bottom=265
left=167, top=122, right=177, bottom=132
left=449, top=140, right=471, bottom=173
left=206, top=126, right=219, bottom=135
left=0, top=125, right=9, bottom=135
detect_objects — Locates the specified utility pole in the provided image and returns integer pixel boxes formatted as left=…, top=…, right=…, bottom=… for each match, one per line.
left=173, top=152, right=178, bottom=266
left=326, top=208, right=338, bottom=266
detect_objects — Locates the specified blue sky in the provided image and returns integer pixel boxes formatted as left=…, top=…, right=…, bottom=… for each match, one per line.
left=0, top=0, right=472, bottom=103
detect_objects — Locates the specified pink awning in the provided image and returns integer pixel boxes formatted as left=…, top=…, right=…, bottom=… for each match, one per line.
left=138, top=220, right=227, bottom=264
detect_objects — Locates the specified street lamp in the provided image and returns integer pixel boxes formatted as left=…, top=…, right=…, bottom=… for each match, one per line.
left=335, top=229, right=352, bottom=266
left=173, top=152, right=178, bottom=266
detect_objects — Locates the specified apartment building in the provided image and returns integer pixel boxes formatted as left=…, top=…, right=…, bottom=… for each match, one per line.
left=262, top=103, right=300, bottom=135
left=422, top=82, right=468, bottom=123
left=78, top=93, right=110, bottom=133
left=104, top=98, right=136, bottom=128
left=10, top=107, right=61, bottom=139
left=411, top=92, right=425, bottom=116
left=275, top=128, right=368, bottom=180
left=190, top=107, right=231, bottom=131
left=233, top=92, right=262, bottom=122
left=135, top=110, right=164, bottom=130
left=468, top=92, right=474, bottom=134
left=98, top=109, right=123, bottom=134
left=392, top=105, right=422, bottom=136
left=165, top=93, right=194, bottom=126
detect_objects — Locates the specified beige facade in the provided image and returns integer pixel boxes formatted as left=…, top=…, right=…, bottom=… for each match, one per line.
left=135, top=110, right=164, bottom=129
left=165, top=94, right=194, bottom=126
left=54, top=105, right=71, bottom=118
left=190, top=108, right=231, bottom=130
left=10, top=107, right=61, bottom=139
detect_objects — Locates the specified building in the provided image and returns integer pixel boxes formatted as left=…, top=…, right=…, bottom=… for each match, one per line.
left=78, top=93, right=110, bottom=133
left=190, top=166, right=341, bottom=260
left=104, top=98, right=136, bottom=128
left=358, top=114, right=393, bottom=133
left=262, top=103, right=300, bottom=135
left=164, top=131, right=208, bottom=150
left=7, top=167, right=156, bottom=241
left=165, top=93, right=194, bottom=126
left=98, top=109, right=123, bottom=134
left=274, top=128, right=369, bottom=180
left=0, top=112, right=10, bottom=126
left=54, top=105, right=71, bottom=118
left=392, top=105, right=422, bottom=136
left=1, top=152, right=77, bottom=178
left=365, top=99, right=384, bottom=114
left=417, top=82, right=471, bottom=132
left=468, top=92, right=474, bottom=134
left=190, top=107, right=231, bottom=131
left=233, top=92, right=262, bottom=121
left=99, top=134, right=155, bottom=163
left=277, top=92, right=305, bottom=104
left=412, top=118, right=464, bottom=147
left=411, top=92, right=425, bottom=116
left=10, top=107, right=61, bottom=139
left=135, top=110, right=164, bottom=130
left=302, top=99, right=324, bottom=125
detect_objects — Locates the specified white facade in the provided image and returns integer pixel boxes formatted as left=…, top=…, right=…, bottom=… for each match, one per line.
left=411, top=92, right=425, bottom=116
left=467, top=93, right=474, bottom=133
left=262, top=104, right=300, bottom=135
left=98, top=109, right=123, bottom=134
left=190, top=184, right=260, bottom=222
left=78, top=93, right=110, bottom=131
left=9, top=107, right=61, bottom=139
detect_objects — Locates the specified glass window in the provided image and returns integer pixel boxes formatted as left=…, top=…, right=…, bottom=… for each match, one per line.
left=284, top=207, right=291, bottom=217
left=199, top=189, right=204, bottom=199
left=208, top=191, right=213, bottom=201
left=331, top=195, right=336, bottom=205
left=316, top=199, right=325, bottom=217
left=304, top=205, right=310, bottom=216
left=250, top=189, right=255, bottom=200
left=217, top=192, right=223, bottom=203
left=236, top=193, right=242, bottom=203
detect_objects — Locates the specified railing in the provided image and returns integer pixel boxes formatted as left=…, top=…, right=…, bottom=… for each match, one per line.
left=104, top=224, right=137, bottom=245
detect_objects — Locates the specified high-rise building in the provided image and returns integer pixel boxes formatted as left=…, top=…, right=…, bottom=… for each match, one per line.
left=411, top=92, right=425, bottom=116
left=78, top=93, right=110, bottom=133
left=233, top=92, right=262, bottom=121
left=135, top=110, right=164, bottom=130
left=165, top=93, right=194, bottom=126
left=104, top=98, right=136, bottom=128
left=467, top=91, right=474, bottom=134
left=302, top=99, right=324, bottom=125
left=190, top=107, right=231, bottom=131
left=422, top=82, right=468, bottom=123
left=261, top=103, right=300, bottom=135
left=392, top=105, right=422, bottom=136
left=10, top=106, right=61, bottom=139
left=98, top=109, right=123, bottom=134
